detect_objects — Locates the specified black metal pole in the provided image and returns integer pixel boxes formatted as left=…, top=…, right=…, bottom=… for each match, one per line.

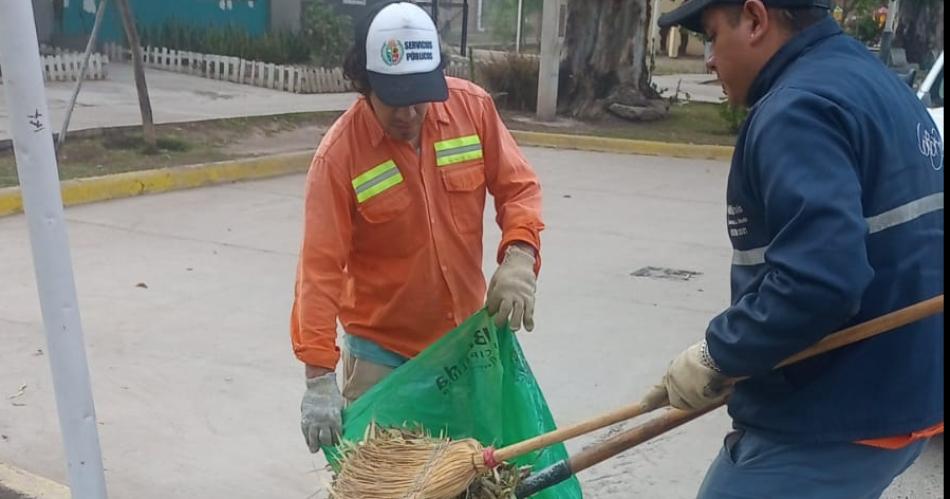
left=460, top=0, right=469, bottom=56
left=431, top=0, right=439, bottom=26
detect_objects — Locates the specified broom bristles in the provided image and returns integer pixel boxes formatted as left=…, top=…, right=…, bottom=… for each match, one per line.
left=331, top=429, right=492, bottom=499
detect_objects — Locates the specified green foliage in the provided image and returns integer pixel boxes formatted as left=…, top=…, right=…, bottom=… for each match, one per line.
left=301, top=0, right=353, bottom=67
left=836, top=0, right=884, bottom=45
left=476, top=53, right=539, bottom=111
left=488, top=0, right=542, bottom=46
left=141, top=21, right=310, bottom=64
left=718, top=101, right=749, bottom=134
left=138, top=0, right=351, bottom=66
left=851, top=14, right=884, bottom=45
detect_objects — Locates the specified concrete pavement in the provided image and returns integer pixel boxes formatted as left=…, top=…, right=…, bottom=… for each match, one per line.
left=0, top=147, right=942, bottom=498
left=0, top=63, right=357, bottom=142
left=653, top=73, right=726, bottom=104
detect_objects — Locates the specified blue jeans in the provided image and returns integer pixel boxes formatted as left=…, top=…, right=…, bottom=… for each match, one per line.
left=697, top=429, right=928, bottom=499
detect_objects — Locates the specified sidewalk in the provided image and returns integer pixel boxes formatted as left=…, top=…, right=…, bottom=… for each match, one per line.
left=0, top=63, right=357, bottom=141
left=653, top=73, right=725, bottom=103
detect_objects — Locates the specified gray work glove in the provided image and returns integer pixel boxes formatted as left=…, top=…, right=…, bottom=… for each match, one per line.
left=641, top=340, right=732, bottom=412
left=300, top=372, right=344, bottom=453
left=486, top=243, right=537, bottom=332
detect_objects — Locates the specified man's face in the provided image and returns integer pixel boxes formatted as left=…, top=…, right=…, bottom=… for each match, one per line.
left=369, top=93, right=429, bottom=144
left=702, top=6, right=759, bottom=107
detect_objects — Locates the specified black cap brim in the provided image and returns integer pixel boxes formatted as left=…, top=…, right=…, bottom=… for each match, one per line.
left=658, top=0, right=719, bottom=33
left=658, top=0, right=830, bottom=33
left=368, top=68, right=449, bottom=107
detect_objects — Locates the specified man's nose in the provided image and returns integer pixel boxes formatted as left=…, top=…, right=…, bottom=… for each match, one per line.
left=393, top=106, right=416, bottom=120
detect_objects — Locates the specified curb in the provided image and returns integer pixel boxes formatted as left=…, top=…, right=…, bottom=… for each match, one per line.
left=0, top=463, right=69, bottom=499
left=0, top=151, right=313, bottom=218
left=0, top=132, right=732, bottom=219
left=510, top=130, right=735, bottom=161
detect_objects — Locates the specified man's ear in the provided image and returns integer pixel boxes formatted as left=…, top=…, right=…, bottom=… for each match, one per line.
left=743, top=0, right=772, bottom=45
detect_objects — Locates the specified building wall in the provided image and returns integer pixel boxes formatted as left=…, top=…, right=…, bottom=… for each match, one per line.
left=60, top=0, right=271, bottom=44
left=33, top=0, right=57, bottom=44
left=270, top=0, right=302, bottom=32
left=654, top=0, right=705, bottom=57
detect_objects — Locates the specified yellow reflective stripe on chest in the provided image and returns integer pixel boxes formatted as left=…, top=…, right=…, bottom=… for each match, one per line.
left=434, top=134, right=483, bottom=167
left=352, top=160, right=403, bottom=203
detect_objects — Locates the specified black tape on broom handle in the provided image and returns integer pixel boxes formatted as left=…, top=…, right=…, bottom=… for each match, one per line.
left=514, top=405, right=714, bottom=498
left=516, top=460, right=573, bottom=498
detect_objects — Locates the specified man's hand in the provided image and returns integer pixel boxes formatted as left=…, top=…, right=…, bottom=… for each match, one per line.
left=300, top=372, right=344, bottom=453
left=486, top=243, right=537, bottom=332
left=641, top=340, right=732, bottom=411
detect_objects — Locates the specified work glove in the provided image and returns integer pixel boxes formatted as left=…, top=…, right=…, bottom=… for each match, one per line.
left=300, top=372, right=344, bottom=453
left=486, top=243, right=537, bottom=332
left=641, top=340, right=732, bottom=412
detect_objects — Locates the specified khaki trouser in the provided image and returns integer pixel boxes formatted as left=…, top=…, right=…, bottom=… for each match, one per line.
left=340, top=349, right=395, bottom=404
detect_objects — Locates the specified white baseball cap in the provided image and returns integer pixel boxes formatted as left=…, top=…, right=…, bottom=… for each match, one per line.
left=362, top=2, right=448, bottom=107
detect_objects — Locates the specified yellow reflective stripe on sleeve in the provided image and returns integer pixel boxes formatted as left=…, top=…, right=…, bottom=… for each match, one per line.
left=434, top=134, right=483, bottom=167
left=352, top=160, right=404, bottom=203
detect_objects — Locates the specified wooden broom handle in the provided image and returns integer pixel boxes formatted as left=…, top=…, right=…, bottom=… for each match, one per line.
left=492, top=401, right=653, bottom=463
left=777, top=294, right=943, bottom=368
left=570, top=405, right=717, bottom=473
left=495, top=294, right=944, bottom=465
left=516, top=295, right=945, bottom=498
left=569, top=294, right=945, bottom=475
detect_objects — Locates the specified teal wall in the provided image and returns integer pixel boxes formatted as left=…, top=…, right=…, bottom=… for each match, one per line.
left=61, top=0, right=270, bottom=43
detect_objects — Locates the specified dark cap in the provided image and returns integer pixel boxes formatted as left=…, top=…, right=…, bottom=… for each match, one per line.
left=658, top=0, right=831, bottom=33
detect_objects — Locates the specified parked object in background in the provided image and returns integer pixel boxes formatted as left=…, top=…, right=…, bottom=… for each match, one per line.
left=918, top=51, right=944, bottom=142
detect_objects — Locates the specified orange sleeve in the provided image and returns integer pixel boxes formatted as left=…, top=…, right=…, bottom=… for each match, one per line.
left=290, top=155, right=353, bottom=370
left=478, top=93, right=545, bottom=273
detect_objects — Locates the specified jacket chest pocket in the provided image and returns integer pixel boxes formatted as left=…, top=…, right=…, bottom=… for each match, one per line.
left=440, top=163, right=486, bottom=235
left=352, top=161, right=420, bottom=255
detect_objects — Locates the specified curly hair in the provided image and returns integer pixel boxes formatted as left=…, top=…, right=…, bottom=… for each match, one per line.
left=343, top=1, right=399, bottom=96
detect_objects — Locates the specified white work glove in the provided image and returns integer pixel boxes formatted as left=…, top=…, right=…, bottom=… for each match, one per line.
left=486, top=243, right=537, bottom=332
left=300, top=372, right=344, bottom=453
left=641, top=340, right=732, bottom=411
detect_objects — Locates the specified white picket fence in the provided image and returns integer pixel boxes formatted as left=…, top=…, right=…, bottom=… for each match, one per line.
left=0, top=51, right=109, bottom=83
left=103, top=42, right=471, bottom=94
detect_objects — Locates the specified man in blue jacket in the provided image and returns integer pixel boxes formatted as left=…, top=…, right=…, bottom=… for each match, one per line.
left=644, top=1, right=944, bottom=497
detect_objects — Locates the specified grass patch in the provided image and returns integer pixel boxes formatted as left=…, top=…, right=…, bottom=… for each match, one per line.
left=0, top=112, right=342, bottom=189
left=0, top=104, right=734, bottom=190
left=503, top=102, right=737, bottom=146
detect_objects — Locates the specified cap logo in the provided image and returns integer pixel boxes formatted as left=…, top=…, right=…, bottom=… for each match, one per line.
left=381, top=39, right=404, bottom=66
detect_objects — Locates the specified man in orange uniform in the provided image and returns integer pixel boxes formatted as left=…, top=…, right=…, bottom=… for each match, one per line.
left=291, top=1, right=544, bottom=453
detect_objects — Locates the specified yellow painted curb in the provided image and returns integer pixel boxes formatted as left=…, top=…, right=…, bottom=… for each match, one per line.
left=0, top=151, right=312, bottom=218
left=0, top=463, right=69, bottom=499
left=511, top=130, right=735, bottom=161
left=0, top=132, right=729, bottom=219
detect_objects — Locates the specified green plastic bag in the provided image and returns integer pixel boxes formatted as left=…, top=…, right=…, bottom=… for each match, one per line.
left=327, top=309, right=583, bottom=499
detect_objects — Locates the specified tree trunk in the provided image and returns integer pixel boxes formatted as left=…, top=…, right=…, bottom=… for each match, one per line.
left=895, top=0, right=943, bottom=66
left=115, top=0, right=156, bottom=147
left=560, top=0, right=663, bottom=120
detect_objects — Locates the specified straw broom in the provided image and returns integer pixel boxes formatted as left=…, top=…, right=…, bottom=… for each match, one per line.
left=331, top=422, right=524, bottom=499
left=330, top=294, right=945, bottom=499
left=330, top=401, right=655, bottom=499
